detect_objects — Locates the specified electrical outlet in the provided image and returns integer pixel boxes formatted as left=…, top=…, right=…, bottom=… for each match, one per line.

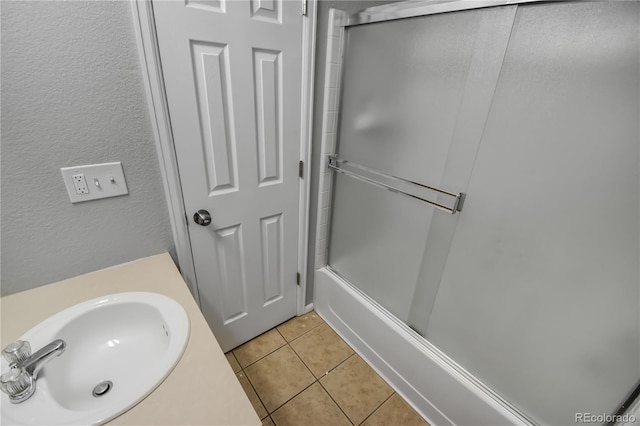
left=61, top=162, right=128, bottom=203
left=72, top=174, right=89, bottom=194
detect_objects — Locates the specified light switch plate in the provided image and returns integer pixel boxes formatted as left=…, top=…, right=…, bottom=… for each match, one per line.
left=61, top=162, right=129, bottom=203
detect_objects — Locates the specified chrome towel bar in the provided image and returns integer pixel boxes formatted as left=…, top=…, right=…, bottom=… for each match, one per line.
left=327, top=155, right=465, bottom=214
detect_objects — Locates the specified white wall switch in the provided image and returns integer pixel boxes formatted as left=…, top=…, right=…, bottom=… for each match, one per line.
left=61, top=162, right=129, bottom=203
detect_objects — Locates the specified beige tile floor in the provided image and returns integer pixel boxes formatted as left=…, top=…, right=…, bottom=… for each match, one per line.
left=225, top=312, right=429, bottom=426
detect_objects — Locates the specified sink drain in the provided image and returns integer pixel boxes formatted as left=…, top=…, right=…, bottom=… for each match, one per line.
left=92, top=380, right=113, bottom=397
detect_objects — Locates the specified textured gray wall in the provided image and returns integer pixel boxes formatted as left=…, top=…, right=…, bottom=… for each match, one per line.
left=1, top=1, right=175, bottom=296
left=306, top=0, right=399, bottom=304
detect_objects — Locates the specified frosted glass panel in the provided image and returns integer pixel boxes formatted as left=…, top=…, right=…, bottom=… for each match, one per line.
left=329, top=6, right=516, bottom=322
left=329, top=173, right=431, bottom=323
left=424, top=2, right=639, bottom=424
left=338, top=8, right=492, bottom=184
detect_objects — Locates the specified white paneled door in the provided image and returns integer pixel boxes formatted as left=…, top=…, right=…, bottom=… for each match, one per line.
left=153, top=0, right=303, bottom=351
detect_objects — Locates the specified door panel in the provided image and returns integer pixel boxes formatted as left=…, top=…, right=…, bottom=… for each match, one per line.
left=213, top=224, right=247, bottom=323
left=260, top=214, right=284, bottom=304
left=253, top=49, right=283, bottom=186
left=153, top=0, right=302, bottom=351
left=191, top=41, right=238, bottom=194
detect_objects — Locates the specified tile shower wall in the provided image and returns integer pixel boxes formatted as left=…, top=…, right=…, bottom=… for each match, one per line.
left=314, top=8, right=348, bottom=270
left=306, top=1, right=402, bottom=304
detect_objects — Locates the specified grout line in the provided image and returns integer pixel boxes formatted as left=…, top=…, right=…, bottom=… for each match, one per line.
left=270, top=379, right=317, bottom=416
left=287, top=340, right=318, bottom=378
left=317, top=377, right=356, bottom=426
left=273, top=325, right=286, bottom=340
left=235, top=338, right=288, bottom=369
left=318, top=351, right=393, bottom=426
left=288, top=327, right=355, bottom=380
left=237, top=342, right=287, bottom=370
left=357, top=392, right=395, bottom=426
left=259, top=337, right=347, bottom=418
left=282, top=336, right=357, bottom=424
left=321, top=323, right=412, bottom=410
left=240, top=317, right=404, bottom=425
left=245, top=340, right=315, bottom=416
left=230, top=351, right=242, bottom=373
left=322, top=352, right=356, bottom=378
left=281, top=317, right=326, bottom=343
left=238, top=367, right=269, bottom=420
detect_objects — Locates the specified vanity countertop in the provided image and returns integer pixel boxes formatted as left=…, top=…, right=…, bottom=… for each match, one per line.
left=0, top=253, right=261, bottom=425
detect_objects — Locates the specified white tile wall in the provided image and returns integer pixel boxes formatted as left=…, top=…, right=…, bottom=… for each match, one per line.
left=314, top=8, right=348, bottom=269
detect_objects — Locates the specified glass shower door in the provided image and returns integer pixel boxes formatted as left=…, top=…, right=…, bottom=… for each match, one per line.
left=422, top=2, right=640, bottom=424
left=327, top=1, right=640, bottom=424
left=328, top=5, right=517, bottom=323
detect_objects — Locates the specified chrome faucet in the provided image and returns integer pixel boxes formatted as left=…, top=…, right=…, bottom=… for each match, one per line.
left=20, top=340, right=66, bottom=380
left=0, top=339, right=66, bottom=403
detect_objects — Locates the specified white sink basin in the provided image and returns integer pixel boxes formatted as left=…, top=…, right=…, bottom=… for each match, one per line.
left=1, top=292, right=190, bottom=425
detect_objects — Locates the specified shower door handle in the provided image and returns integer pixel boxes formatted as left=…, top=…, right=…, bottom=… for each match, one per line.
left=193, top=210, right=212, bottom=226
left=328, top=155, right=465, bottom=214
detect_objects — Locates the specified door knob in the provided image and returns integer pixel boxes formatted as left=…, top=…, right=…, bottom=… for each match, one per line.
left=193, top=210, right=212, bottom=226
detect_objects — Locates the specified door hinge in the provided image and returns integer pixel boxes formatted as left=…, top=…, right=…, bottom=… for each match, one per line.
left=185, top=212, right=189, bottom=226
left=299, top=160, right=304, bottom=178
left=296, top=272, right=301, bottom=286
left=302, top=0, right=307, bottom=16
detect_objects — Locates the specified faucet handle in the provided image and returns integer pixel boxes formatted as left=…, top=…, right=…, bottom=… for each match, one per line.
left=0, top=367, right=35, bottom=402
left=2, top=341, right=31, bottom=365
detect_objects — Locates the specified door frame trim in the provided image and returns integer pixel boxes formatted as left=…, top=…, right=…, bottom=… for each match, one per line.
left=130, top=0, right=317, bottom=314
left=130, top=0, right=199, bottom=304
left=297, top=0, right=318, bottom=315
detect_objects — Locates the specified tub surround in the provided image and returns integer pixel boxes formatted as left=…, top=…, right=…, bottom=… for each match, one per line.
left=0, top=253, right=261, bottom=426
